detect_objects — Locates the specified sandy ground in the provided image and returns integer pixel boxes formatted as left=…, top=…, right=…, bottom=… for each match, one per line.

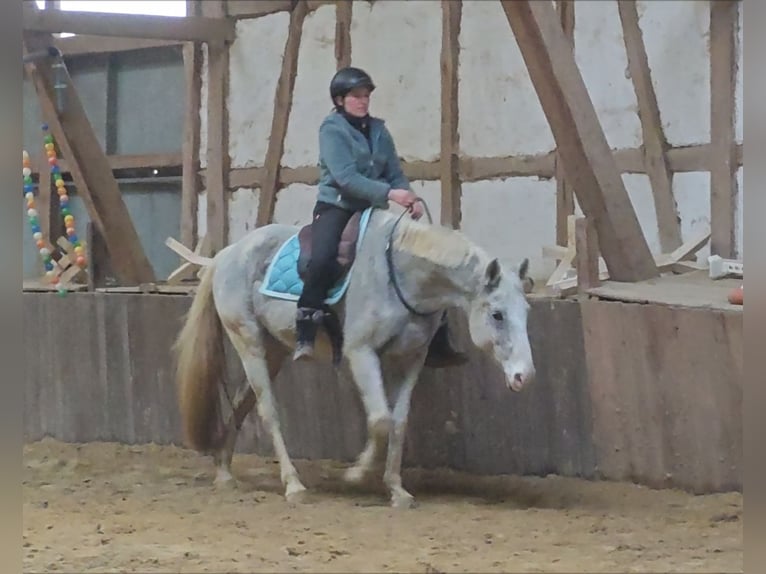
left=23, top=438, right=742, bottom=573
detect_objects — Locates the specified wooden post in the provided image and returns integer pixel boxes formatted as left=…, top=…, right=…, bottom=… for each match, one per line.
left=255, top=0, right=308, bottom=228
left=709, top=0, right=738, bottom=258
left=440, top=0, right=462, bottom=229
left=23, top=28, right=156, bottom=285
left=554, top=0, right=575, bottom=246
left=335, top=0, right=352, bottom=69
left=203, top=0, right=229, bottom=254
left=181, top=0, right=202, bottom=251
left=500, top=0, right=658, bottom=282
left=575, top=216, right=600, bottom=292
left=618, top=0, right=682, bottom=253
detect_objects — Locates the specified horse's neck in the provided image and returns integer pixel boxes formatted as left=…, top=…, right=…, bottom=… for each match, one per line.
left=386, top=220, right=488, bottom=312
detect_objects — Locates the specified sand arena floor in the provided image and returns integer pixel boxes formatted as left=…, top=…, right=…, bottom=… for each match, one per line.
left=23, top=438, right=742, bottom=573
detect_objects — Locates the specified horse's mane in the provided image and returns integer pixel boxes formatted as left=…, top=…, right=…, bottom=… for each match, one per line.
left=390, top=214, right=488, bottom=271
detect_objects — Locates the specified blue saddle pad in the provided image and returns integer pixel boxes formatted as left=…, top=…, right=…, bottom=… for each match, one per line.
left=258, top=207, right=373, bottom=305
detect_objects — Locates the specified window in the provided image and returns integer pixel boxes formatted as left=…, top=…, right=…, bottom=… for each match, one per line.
left=34, top=1, right=186, bottom=17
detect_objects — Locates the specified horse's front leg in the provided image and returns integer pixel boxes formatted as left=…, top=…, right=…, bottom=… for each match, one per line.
left=344, top=346, right=392, bottom=484
left=383, top=354, right=427, bottom=509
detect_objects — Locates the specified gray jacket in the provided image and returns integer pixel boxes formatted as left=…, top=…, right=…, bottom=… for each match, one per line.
left=316, top=111, right=410, bottom=212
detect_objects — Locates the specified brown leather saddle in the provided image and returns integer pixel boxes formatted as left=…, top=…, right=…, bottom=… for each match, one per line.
left=296, top=210, right=364, bottom=280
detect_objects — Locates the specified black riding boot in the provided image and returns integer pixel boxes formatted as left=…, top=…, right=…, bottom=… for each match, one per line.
left=424, top=312, right=469, bottom=368
left=294, top=307, right=322, bottom=361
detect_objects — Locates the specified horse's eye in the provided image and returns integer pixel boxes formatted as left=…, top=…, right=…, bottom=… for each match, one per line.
left=492, top=311, right=504, bottom=322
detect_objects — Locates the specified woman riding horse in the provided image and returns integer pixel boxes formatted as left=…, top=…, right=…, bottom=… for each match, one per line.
left=294, top=66, right=467, bottom=368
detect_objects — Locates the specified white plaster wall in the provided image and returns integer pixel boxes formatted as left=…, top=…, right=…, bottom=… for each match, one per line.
left=574, top=1, right=642, bottom=150
left=349, top=1, right=442, bottom=162
left=202, top=0, right=743, bottom=275
left=638, top=1, right=711, bottom=146
left=459, top=0, right=554, bottom=157
left=282, top=5, right=337, bottom=168
left=228, top=14, right=290, bottom=168
left=461, top=178, right=557, bottom=279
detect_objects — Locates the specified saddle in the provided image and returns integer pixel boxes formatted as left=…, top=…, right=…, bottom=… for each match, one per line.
left=296, top=210, right=364, bottom=280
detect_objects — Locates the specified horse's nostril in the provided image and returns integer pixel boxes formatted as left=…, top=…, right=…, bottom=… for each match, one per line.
left=514, top=373, right=523, bottom=383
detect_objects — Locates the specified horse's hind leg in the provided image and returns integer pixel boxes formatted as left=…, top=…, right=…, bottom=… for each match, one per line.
left=343, top=347, right=392, bottom=484
left=223, top=324, right=306, bottom=502
left=212, top=346, right=286, bottom=485
left=212, top=379, right=256, bottom=485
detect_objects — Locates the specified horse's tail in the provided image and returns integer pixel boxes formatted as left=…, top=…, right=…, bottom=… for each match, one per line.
left=173, top=261, right=226, bottom=453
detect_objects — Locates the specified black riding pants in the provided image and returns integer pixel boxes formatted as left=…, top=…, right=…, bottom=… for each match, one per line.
left=297, top=201, right=355, bottom=310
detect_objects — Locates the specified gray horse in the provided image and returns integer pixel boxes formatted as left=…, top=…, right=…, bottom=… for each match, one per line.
left=173, top=205, right=536, bottom=508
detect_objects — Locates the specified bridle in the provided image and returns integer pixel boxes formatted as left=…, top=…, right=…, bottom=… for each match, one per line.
left=384, top=196, right=440, bottom=317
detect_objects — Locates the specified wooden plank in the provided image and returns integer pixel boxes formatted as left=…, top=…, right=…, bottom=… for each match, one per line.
left=24, top=29, right=156, bottom=285
left=335, top=0, right=352, bottom=69
left=23, top=4, right=235, bottom=43
left=709, top=0, right=739, bottom=258
left=53, top=36, right=182, bottom=57
left=440, top=0, right=462, bottom=229
left=500, top=0, right=658, bottom=282
left=555, top=0, right=575, bottom=246
left=618, top=0, right=682, bottom=253
left=256, top=0, right=308, bottom=228
left=575, top=216, right=600, bottom=292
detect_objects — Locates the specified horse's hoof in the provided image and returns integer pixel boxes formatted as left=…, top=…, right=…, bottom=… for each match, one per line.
left=285, top=483, right=309, bottom=504
left=213, top=469, right=236, bottom=487
left=343, top=465, right=366, bottom=484
left=391, top=493, right=417, bottom=509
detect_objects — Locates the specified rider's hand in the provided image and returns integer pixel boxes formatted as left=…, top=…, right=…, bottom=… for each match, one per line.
left=387, top=188, right=416, bottom=208
left=409, top=201, right=424, bottom=220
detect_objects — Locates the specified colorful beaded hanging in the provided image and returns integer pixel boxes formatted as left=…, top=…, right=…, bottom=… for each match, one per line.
left=23, top=124, right=87, bottom=295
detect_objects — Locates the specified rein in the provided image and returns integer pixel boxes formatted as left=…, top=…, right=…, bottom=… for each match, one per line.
left=384, top=197, right=440, bottom=317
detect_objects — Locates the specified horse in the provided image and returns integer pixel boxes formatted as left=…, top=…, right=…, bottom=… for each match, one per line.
left=172, top=203, right=536, bottom=508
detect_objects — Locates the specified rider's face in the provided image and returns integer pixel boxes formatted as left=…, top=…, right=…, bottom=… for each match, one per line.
left=338, top=87, right=371, bottom=117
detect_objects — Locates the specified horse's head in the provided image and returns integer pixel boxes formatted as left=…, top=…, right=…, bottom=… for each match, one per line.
left=467, top=257, right=536, bottom=392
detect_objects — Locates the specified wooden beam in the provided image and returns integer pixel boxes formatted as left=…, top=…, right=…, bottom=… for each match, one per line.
left=23, top=4, right=235, bottom=43
left=227, top=0, right=294, bottom=19
left=709, top=0, right=739, bottom=258
left=36, top=149, right=62, bottom=242
left=335, top=0, right=352, bottom=69
left=618, top=0, right=682, bottom=253
left=204, top=7, right=230, bottom=253
left=575, top=216, right=601, bottom=292
left=500, top=0, right=658, bottom=282
left=555, top=0, right=575, bottom=246
left=255, top=0, right=308, bottom=228
left=217, top=141, right=740, bottom=191
left=24, top=30, right=156, bottom=284
left=29, top=153, right=183, bottom=177
left=53, top=36, right=182, bottom=57
left=181, top=1, right=203, bottom=250
left=440, top=0, right=462, bottom=229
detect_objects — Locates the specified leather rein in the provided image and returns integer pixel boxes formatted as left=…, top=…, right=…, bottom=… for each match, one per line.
left=384, top=196, right=440, bottom=318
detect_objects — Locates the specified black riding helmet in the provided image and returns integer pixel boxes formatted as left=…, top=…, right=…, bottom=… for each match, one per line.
left=330, top=67, right=375, bottom=107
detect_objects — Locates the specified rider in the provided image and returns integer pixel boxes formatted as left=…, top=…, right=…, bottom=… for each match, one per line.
left=294, top=66, right=468, bottom=369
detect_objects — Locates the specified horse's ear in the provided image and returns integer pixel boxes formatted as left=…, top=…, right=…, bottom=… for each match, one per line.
left=485, top=258, right=502, bottom=291
left=518, top=258, right=534, bottom=293
left=518, top=258, right=529, bottom=280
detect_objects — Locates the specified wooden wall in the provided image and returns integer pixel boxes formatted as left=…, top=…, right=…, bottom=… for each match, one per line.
left=23, top=292, right=742, bottom=494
